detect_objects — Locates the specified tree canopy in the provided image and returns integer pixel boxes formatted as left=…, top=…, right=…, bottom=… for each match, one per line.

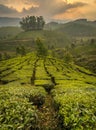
left=20, top=16, right=45, bottom=31
left=36, top=38, right=48, bottom=58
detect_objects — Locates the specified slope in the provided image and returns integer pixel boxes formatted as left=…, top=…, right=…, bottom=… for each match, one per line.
left=0, top=17, right=20, bottom=27
left=46, top=19, right=96, bottom=37
left=0, top=29, right=71, bottom=53
left=70, top=40, right=96, bottom=73
left=0, top=27, right=22, bottom=40
left=0, top=53, right=96, bottom=129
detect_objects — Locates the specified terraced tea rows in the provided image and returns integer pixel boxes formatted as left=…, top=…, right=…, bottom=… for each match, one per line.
left=0, top=53, right=96, bottom=129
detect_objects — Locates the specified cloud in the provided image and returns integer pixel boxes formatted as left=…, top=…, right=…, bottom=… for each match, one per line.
left=21, top=0, right=87, bottom=20
left=0, top=0, right=95, bottom=21
left=50, top=2, right=87, bottom=15
left=22, top=6, right=38, bottom=14
left=0, top=4, right=18, bottom=15
left=0, top=0, right=9, bottom=4
left=0, top=3, right=38, bottom=17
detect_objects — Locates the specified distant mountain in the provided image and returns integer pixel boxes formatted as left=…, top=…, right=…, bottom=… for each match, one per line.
left=0, top=17, right=21, bottom=27
left=44, top=22, right=60, bottom=30
left=45, top=19, right=96, bottom=37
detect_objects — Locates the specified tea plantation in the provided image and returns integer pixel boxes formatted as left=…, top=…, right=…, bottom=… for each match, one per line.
left=0, top=53, right=96, bottom=129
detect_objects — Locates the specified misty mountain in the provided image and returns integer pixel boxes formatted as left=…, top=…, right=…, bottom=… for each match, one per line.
left=0, top=17, right=21, bottom=27
left=46, top=19, right=96, bottom=37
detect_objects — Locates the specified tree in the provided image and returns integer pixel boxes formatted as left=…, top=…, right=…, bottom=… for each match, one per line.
left=16, top=47, right=21, bottom=55
left=20, top=46, right=26, bottom=56
left=36, top=38, right=48, bottom=58
left=64, top=51, right=73, bottom=63
left=20, top=16, right=45, bottom=31
left=16, top=46, right=26, bottom=56
left=29, top=16, right=37, bottom=30
left=37, top=16, right=45, bottom=30
left=3, top=53, right=10, bottom=60
left=0, top=53, right=2, bottom=61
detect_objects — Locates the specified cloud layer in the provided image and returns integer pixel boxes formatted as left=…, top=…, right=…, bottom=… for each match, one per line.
left=0, top=0, right=96, bottom=21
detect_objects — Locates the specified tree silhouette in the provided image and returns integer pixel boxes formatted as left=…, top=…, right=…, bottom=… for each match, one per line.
left=20, top=16, right=45, bottom=31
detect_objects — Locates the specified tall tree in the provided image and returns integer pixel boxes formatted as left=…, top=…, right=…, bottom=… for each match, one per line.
left=30, top=16, right=37, bottom=30
left=37, top=16, right=45, bottom=30
left=36, top=38, right=48, bottom=58
left=20, top=16, right=45, bottom=31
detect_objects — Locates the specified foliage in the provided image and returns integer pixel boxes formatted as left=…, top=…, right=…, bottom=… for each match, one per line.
left=0, top=53, right=96, bottom=129
left=0, top=53, right=2, bottom=61
left=20, top=16, right=45, bottom=31
left=52, top=83, right=96, bottom=129
left=16, top=46, right=26, bottom=56
left=64, top=51, right=73, bottom=63
left=0, top=83, right=47, bottom=129
left=0, top=52, right=11, bottom=60
left=36, top=38, right=48, bottom=58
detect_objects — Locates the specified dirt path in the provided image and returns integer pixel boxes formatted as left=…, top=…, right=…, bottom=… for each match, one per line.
left=37, top=94, right=60, bottom=130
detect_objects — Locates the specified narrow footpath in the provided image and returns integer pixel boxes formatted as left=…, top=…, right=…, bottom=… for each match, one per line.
left=37, top=93, right=60, bottom=130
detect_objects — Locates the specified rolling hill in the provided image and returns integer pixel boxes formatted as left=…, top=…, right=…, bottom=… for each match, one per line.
left=0, top=17, right=96, bottom=129
left=0, top=27, right=22, bottom=40
left=0, top=28, right=71, bottom=53
left=46, top=19, right=96, bottom=37
left=70, top=40, right=96, bottom=73
left=0, top=20, right=96, bottom=74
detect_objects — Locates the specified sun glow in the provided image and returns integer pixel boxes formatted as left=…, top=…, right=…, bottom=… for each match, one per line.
left=5, top=1, right=38, bottom=12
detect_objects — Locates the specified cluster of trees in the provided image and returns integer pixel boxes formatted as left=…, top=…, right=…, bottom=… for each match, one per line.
left=16, top=46, right=26, bottom=56
left=35, top=38, right=73, bottom=63
left=51, top=48, right=73, bottom=63
left=0, top=53, right=11, bottom=61
left=0, top=46, right=26, bottom=61
left=20, top=16, right=45, bottom=31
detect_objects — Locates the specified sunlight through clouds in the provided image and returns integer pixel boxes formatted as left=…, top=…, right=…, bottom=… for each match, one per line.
left=0, top=0, right=96, bottom=21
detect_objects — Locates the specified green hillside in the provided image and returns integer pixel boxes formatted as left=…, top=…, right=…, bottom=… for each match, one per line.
left=44, top=22, right=61, bottom=30
left=0, top=53, right=96, bottom=129
left=0, top=29, right=71, bottom=53
left=46, top=19, right=96, bottom=37
left=0, top=27, right=22, bottom=40
left=70, top=40, right=96, bottom=73
left=58, top=22, right=96, bottom=37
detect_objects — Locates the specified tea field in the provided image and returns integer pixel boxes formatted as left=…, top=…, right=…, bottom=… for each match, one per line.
left=0, top=53, right=96, bottom=129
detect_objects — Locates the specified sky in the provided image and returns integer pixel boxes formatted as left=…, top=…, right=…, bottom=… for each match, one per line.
left=0, top=0, right=96, bottom=22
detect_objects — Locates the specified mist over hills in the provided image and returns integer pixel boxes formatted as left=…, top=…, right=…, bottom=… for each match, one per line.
left=46, top=19, right=96, bottom=37
left=0, top=17, right=21, bottom=27
left=0, top=17, right=96, bottom=37
left=0, top=17, right=96, bottom=74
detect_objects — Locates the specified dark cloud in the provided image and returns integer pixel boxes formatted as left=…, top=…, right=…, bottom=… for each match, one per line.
left=0, top=0, right=88, bottom=20
left=0, top=4, right=18, bottom=15
left=0, top=3, right=38, bottom=17
left=25, top=1, right=87, bottom=19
